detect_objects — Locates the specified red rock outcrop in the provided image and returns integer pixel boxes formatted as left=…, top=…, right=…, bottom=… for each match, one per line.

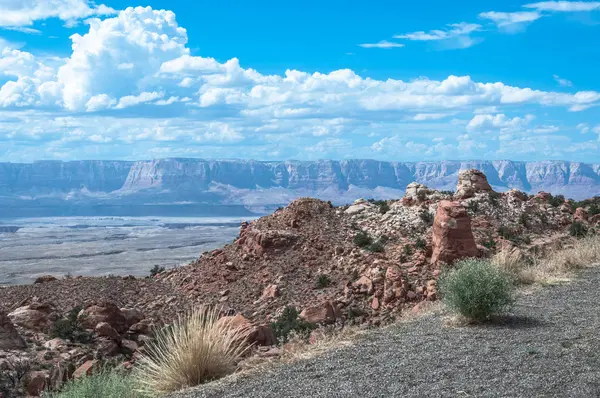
left=79, top=301, right=130, bottom=333
left=8, top=302, right=55, bottom=332
left=431, top=200, right=479, bottom=265
left=299, top=301, right=341, bottom=324
left=574, top=207, right=589, bottom=222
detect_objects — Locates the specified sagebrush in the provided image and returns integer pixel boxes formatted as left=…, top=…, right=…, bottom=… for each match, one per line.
left=440, top=258, right=514, bottom=321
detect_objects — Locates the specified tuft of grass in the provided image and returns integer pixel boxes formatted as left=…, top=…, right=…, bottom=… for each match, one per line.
left=315, top=274, right=332, bottom=289
left=440, top=258, right=514, bottom=322
left=366, top=240, right=385, bottom=253
left=569, top=221, right=587, bottom=238
left=491, top=235, right=600, bottom=285
left=134, top=306, right=251, bottom=395
left=49, top=370, right=144, bottom=398
left=419, top=211, right=434, bottom=226
left=414, top=238, right=427, bottom=250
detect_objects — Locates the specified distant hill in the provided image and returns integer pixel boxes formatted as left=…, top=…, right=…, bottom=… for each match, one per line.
left=0, top=159, right=599, bottom=216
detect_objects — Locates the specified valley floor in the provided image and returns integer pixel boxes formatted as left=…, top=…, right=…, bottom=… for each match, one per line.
left=170, top=265, right=600, bottom=398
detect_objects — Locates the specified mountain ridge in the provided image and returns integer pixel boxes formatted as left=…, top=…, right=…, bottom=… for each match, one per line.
left=0, top=159, right=599, bottom=210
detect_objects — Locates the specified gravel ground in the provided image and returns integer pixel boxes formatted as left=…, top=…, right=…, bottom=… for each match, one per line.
left=169, top=267, right=600, bottom=398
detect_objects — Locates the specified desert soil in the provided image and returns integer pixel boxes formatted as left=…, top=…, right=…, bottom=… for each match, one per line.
left=170, top=265, right=600, bottom=398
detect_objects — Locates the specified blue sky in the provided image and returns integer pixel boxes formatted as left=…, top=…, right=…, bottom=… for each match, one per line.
left=0, top=1, right=599, bottom=162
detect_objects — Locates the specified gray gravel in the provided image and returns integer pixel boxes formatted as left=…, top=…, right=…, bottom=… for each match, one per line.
left=170, top=267, right=600, bottom=398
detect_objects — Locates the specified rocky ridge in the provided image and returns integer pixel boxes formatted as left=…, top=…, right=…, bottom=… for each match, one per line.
left=0, top=169, right=599, bottom=396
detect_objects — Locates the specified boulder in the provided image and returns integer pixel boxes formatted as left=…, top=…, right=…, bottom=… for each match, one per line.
left=95, top=322, right=120, bottom=341
left=80, top=301, right=129, bottom=333
left=73, top=360, right=99, bottom=378
left=27, top=371, right=50, bottom=396
left=120, top=308, right=144, bottom=328
left=8, top=302, right=54, bottom=332
left=299, top=301, right=341, bottom=325
left=506, top=189, right=527, bottom=202
left=0, top=311, right=26, bottom=350
left=237, top=228, right=298, bottom=255
left=344, top=199, right=374, bottom=215
left=431, top=200, right=479, bottom=265
left=34, top=275, right=58, bottom=284
left=217, top=314, right=276, bottom=346
left=454, top=169, right=493, bottom=199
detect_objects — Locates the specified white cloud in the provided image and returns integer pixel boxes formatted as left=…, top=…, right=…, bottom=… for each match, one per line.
left=394, top=22, right=481, bottom=41
left=358, top=40, right=404, bottom=49
left=553, top=74, right=573, bottom=87
left=577, top=123, right=590, bottom=133
left=411, top=113, right=453, bottom=121
left=467, top=113, right=536, bottom=132
left=0, top=0, right=116, bottom=27
left=479, top=11, right=543, bottom=28
left=115, top=91, right=163, bottom=109
left=524, top=1, right=600, bottom=12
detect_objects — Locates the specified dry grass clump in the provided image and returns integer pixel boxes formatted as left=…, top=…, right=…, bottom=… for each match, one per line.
left=492, top=235, right=600, bottom=285
left=134, top=307, right=250, bottom=396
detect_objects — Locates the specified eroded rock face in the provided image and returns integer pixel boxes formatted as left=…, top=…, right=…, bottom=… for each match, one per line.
left=0, top=311, right=26, bottom=350
left=237, top=228, right=298, bottom=256
left=574, top=207, right=589, bottom=222
left=431, top=200, right=479, bottom=265
left=455, top=169, right=493, bottom=199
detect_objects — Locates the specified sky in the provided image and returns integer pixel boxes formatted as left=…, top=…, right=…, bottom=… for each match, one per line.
left=0, top=1, right=599, bottom=163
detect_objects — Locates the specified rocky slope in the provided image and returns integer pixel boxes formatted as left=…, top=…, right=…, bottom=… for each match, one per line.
left=1, top=160, right=599, bottom=209
left=0, top=169, right=599, bottom=396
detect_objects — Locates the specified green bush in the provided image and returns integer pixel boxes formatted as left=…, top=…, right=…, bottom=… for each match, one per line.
left=353, top=231, right=372, bottom=247
left=547, top=194, right=565, bottom=207
left=419, top=211, right=434, bottom=225
left=467, top=201, right=479, bottom=213
left=439, top=258, right=514, bottom=321
left=414, top=238, right=427, bottom=250
left=149, top=264, right=165, bottom=277
left=49, top=307, right=91, bottom=343
left=497, top=225, right=517, bottom=241
left=440, top=190, right=454, bottom=196
left=270, top=306, right=316, bottom=343
left=315, top=274, right=332, bottom=289
left=48, top=370, right=144, bottom=398
left=569, top=221, right=587, bottom=238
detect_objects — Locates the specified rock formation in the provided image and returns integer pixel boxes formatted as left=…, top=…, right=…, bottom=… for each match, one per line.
left=455, top=169, right=493, bottom=199
left=0, top=310, right=26, bottom=350
left=431, top=200, right=479, bottom=264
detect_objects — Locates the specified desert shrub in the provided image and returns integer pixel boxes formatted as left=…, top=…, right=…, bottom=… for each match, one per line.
left=519, top=213, right=528, bottom=226
left=548, top=194, right=565, bottom=208
left=149, top=265, right=165, bottom=277
left=569, top=221, right=587, bottom=238
left=270, top=306, right=316, bottom=344
left=440, top=258, right=514, bottom=321
left=488, top=191, right=502, bottom=206
left=416, top=190, right=427, bottom=201
left=419, top=211, right=434, bottom=225
left=467, top=201, right=479, bottom=213
left=49, top=370, right=143, bottom=398
left=0, top=358, right=30, bottom=398
left=491, top=248, right=533, bottom=285
left=315, top=274, right=332, bottom=289
left=497, top=225, right=517, bottom=241
left=353, top=231, right=372, bottom=248
left=379, top=201, right=390, bottom=214
left=440, top=190, right=454, bottom=196
left=135, top=306, right=250, bottom=395
left=414, top=238, right=427, bottom=250
left=49, top=307, right=91, bottom=343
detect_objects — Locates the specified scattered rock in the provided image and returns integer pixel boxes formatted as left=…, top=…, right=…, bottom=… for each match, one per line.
left=73, top=360, right=99, bottom=378
left=27, top=371, right=50, bottom=396
left=8, top=302, right=54, bottom=332
left=80, top=301, right=129, bottom=333
left=95, top=322, right=120, bottom=341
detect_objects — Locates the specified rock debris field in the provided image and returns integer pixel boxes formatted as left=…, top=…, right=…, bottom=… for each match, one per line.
left=170, top=266, right=600, bottom=398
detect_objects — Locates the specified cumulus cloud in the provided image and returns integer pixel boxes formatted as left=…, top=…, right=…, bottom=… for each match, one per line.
left=358, top=40, right=404, bottom=49
left=0, top=0, right=116, bottom=27
left=0, top=5, right=599, bottom=162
